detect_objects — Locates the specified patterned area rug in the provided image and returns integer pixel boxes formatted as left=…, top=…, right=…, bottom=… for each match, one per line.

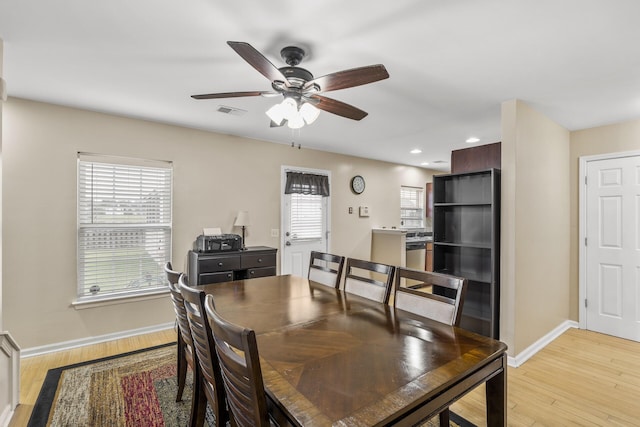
left=28, top=343, right=475, bottom=426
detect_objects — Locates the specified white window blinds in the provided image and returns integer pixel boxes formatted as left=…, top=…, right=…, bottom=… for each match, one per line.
left=400, top=186, right=425, bottom=229
left=289, top=193, right=323, bottom=240
left=77, top=155, right=172, bottom=298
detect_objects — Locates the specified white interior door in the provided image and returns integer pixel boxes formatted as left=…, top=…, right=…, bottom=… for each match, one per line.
left=584, top=154, right=640, bottom=341
left=281, top=167, right=330, bottom=276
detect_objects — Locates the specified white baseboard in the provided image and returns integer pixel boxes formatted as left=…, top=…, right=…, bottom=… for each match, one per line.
left=20, top=322, right=175, bottom=358
left=507, top=320, right=579, bottom=367
left=0, top=405, right=15, bottom=427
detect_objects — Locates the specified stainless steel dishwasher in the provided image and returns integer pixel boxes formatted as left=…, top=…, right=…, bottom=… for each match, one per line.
left=405, top=231, right=431, bottom=271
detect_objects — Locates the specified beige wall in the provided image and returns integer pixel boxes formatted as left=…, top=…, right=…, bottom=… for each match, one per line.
left=2, top=98, right=436, bottom=349
left=501, top=100, right=571, bottom=356
left=1, top=38, right=4, bottom=330
left=569, top=119, right=640, bottom=321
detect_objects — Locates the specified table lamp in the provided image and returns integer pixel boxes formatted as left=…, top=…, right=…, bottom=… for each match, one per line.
left=234, top=211, right=250, bottom=250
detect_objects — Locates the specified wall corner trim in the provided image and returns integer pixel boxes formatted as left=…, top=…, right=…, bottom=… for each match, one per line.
left=507, top=320, right=578, bottom=368
left=0, top=332, right=21, bottom=427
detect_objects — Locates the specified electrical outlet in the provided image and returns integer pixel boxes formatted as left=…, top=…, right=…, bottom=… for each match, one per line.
left=349, top=207, right=353, bottom=214
left=271, top=228, right=279, bottom=238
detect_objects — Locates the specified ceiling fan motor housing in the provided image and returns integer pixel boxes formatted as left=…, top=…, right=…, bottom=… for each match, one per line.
left=281, top=46, right=306, bottom=66
left=278, top=66, right=314, bottom=87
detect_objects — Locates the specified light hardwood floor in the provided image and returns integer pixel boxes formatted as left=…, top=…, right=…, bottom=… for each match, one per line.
left=452, top=328, right=640, bottom=426
left=9, top=327, right=640, bottom=426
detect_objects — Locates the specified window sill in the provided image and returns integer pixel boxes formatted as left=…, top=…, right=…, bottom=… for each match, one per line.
left=72, top=288, right=170, bottom=310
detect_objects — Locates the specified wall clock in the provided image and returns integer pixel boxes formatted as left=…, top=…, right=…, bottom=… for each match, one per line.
left=350, top=175, right=366, bottom=194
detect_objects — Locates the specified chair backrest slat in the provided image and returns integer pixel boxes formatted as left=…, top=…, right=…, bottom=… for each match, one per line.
left=394, top=267, right=467, bottom=326
left=344, top=258, right=395, bottom=304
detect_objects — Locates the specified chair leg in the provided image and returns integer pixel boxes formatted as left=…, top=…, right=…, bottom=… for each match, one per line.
left=439, top=408, right=450, bottom=426
left=212, top=383, right=230, bottom=427
left=176, top=333, right=187, bottom=402
left=190, top=364, right=206, bottom=427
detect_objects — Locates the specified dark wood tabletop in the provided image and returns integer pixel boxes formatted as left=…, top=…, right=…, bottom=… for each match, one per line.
left=200, top=274, right=507, bottom=426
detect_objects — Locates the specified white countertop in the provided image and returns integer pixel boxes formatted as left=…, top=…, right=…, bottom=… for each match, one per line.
left=372, top=228, right=406, bottom=234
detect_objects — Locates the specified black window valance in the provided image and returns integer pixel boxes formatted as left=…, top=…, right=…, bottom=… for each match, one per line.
left=285, top=172, right=330, bottom=196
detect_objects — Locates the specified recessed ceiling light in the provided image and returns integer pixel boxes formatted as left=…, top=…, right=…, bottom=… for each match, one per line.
left=466, top=137, right=480, bottom=143
left=410, top=149, right=422, bottom=154
left=421, top=162, right=430, bottom=166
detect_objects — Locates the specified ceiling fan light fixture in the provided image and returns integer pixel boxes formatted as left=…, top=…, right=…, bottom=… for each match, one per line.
left=266, top=97, right=320, bottom=129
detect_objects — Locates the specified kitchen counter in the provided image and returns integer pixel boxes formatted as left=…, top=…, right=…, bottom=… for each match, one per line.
left=371, top=228, right=406, bottom=267
left=371, top=228, right=432, bottom=271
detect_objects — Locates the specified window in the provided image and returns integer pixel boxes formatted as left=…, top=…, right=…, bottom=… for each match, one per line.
left=289, top=193, right=324, bottom=241
left=77, top=154, right=172, bottom=300
left=400, top=186, right=424, bottom=229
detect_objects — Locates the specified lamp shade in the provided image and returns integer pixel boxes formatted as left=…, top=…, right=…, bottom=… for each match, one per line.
left=234, top=211, right=251, bottom=227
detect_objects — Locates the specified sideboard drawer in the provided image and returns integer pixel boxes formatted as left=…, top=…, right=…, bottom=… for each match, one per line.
left=241, top=252, right=277, bottom=269
left=199, top=255, right=241, bottom=273
left=245, top=266, right=277, bottom=279
left=199, top=271, right=235, bottom=285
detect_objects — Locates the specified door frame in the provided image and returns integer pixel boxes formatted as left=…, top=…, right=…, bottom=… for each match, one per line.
left=280, top=165, right=332, bottom=273
left=578, top=149, right=640, bottom=330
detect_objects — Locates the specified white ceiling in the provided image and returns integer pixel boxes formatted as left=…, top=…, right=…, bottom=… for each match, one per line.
left=2, top=0, right=640, bottom=171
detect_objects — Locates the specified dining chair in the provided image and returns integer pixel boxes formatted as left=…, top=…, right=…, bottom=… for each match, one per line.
left=308, top=251, right=345, bottom=288
left=205, top=294, right=275, bottom=427
left=164, top=262, right=191, bottom=403
left=394, top=267, right=467, bottom=326
left=343, top=258, right=395, bottom=304
left=394, top=267, right=468, bottom=426
left=179, top=276, right=230, bottom=427
left=165, top=264, right=202, bottom=427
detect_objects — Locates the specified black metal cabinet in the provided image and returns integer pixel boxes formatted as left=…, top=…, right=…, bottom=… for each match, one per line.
left=188, top=246, right=277, bottom=286
left=433, top=169, right=500, bottom=338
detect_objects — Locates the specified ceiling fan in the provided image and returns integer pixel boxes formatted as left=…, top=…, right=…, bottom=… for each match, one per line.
left=191, top=41, right=389, bottom=128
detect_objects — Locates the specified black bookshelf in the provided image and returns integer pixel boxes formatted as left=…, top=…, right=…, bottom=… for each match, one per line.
left=433, top=169, right=500, bottom=338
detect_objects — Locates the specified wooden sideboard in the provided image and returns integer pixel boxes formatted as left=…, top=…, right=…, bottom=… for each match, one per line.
left=187, top=246, right=277, bottom=286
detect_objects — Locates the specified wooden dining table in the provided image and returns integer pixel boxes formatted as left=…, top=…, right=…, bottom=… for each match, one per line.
left=199, top=274, right=507, bottom=426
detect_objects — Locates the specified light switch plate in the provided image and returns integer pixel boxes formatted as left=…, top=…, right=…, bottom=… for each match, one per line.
left=359, top=206, right=370, bottom=217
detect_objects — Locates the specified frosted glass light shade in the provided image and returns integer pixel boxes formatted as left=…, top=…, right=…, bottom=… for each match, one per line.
left=300, top=102, right=320, bottom=124
left=266, top=103, right=285, bottom=125
left=287, top=113, right=305, bottom=129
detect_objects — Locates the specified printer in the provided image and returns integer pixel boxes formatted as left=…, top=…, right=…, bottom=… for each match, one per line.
left=193, top=233, right=243, bottom=252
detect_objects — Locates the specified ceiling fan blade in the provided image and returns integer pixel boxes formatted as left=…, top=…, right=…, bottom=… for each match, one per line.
left=191, top=91, right=269, bottom=100
left=227, top=41, right=290, bottom=87
left=306, top=94, right=368, bottom=121
left=303, top=64, right=389, bottom=92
